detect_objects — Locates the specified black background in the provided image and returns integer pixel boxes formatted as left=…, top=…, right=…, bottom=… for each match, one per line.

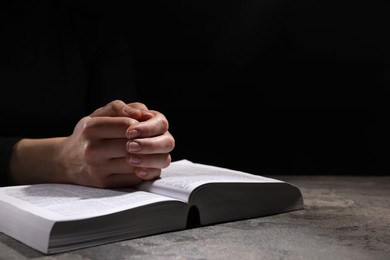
left=112, top=0, right=390, bottom=174
left=1, top=1, right=389, bottom=177
left=114, top=1, right=390, bottom=175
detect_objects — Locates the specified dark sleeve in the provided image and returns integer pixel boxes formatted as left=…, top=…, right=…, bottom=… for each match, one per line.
left=0, top=137, right=22, bottom=187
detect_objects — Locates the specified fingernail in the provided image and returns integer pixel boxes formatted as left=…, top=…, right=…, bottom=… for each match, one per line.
left=138, top=169, right=148, bottom=177
left=129, top=154, right=142, bottom=164
left=127, top=141, right=141, bottom=152
left=127, top=129, right=140, bottom=139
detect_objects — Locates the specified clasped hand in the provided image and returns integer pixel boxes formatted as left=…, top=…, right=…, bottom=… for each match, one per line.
left=61, top=100, right=175, bottom=188
left=9, top=100, right=175, bottom=188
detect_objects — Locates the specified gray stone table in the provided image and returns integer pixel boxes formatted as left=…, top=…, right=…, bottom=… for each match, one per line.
left=1, top=175, right=389, bottom=260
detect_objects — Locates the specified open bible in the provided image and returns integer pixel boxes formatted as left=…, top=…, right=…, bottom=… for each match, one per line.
left=0, top=159, right=304, bottom=254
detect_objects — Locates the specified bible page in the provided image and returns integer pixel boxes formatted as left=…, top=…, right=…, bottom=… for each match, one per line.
left=135, top=159, right=283, bottom=202
left=0, top=184, right=181, bottom=222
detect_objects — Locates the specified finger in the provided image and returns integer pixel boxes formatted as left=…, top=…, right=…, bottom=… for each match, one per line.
left=126, top=111, right=169, bottom=138
left=126, top=102, right=154, bottom=121
left=90, top=100, right=132, bottom=117
left=127, top=102, right=149, bottom=110
left=85, top=139, right=128, bottom=162
left=88, top=157, right=137, bottom=174
left=86, top=165, right=160, bottom=188
left=82, top=116, right=138, bottom=139
left=90, top=100, right=149, bottom=119
left=124, top=106, right=154, bottom=120
left=134, top=167, right=161, bottom=180
left=126, top=132, right=175, bottom=155
left=127, top=153, right=172, bottom=169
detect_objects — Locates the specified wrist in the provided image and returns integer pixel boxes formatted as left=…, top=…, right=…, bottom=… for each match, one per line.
left=9, top=137, right=69, bottom=185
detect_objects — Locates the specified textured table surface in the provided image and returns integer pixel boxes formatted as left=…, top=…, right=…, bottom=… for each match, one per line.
left=1, top=175, right=389, bottom=260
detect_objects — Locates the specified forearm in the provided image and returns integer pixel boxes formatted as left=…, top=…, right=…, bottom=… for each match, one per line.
left=9, top=138, right=70, bottom=185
